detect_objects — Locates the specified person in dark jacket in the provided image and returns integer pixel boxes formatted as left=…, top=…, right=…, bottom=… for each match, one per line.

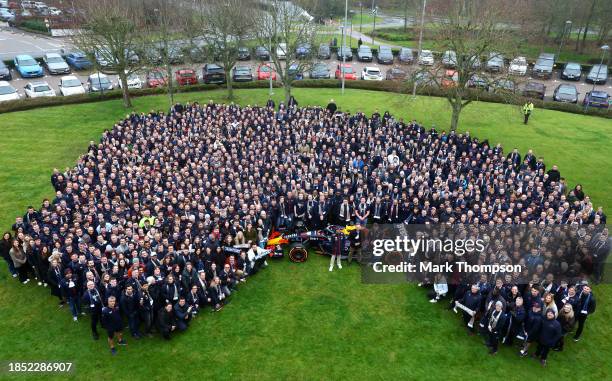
left=573, top=284, right=596, bottom=341
left=162, top=274, right=182, bottom=304
left=457, top=284, right=481, bottom=334
left=157, top=302, right=177, bottom=340
left=505, top=296, right=526, bottom=346
left=82, top=280, right=103, bottom=340
left=326, top=99, right=337, bottom=114
left=139, top=281, right=155, bottom=336
left=534, top=308, right=562, bottom=366
left=59, top=268, right=81, bottom=321
left=101, top=296, right=126, bottom=355
left=554, top=303, right=575, bottom=351
left=0, top=232, right=16, bottom=277
left=520, top=302, right=543, bottom=356
left=120, top=285, right=142, bottom=339
left=173, top=297, right=192, bottom=331
left=47, top=258, right=64, bottom=307
left=485, top=301, right=507, bottom=355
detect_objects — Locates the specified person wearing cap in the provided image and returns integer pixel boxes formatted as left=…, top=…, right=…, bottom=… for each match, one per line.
left=534, top=308, right=562, bottom=366
left=59, top=268, right=81, bottom=321
left=520, top=302, right=543, bottom=356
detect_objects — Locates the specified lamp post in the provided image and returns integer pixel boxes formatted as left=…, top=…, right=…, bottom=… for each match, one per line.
left=359, top=2, right=363, bottom=33
left=341, top=0, right=348, bottom=95
left=585, top=44, right=609, bottom=112
left=412, top=0, right=427, bottom=98
left=556, top=20, right=572, bottom=61
left=268, top=34, right=273, bottom=96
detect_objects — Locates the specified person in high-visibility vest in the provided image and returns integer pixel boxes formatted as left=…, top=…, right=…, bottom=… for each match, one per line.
left=523, top=102, right=534, bottom=124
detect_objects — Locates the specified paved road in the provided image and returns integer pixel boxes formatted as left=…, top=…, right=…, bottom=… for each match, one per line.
left=0, top=28, right=72, bottom=60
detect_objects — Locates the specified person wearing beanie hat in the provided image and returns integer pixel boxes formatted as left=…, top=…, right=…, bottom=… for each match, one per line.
left=534, top=308, right=562, bottom=366
left=485, top=300, right=507, bottom=355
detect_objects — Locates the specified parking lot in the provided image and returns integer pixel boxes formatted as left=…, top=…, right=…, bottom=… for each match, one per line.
left=1, top=38, right=610, bottom=104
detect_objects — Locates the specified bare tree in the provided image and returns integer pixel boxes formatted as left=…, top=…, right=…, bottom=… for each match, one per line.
left=72, top=0, right=143, bottom=107
left=251, top=0, right=320, bottom=103
left=414, top=0, right=520, bottom=131
left=192, top=0, right=252, bottom=99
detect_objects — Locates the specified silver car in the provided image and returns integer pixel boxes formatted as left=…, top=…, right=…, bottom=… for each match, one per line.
left=43, top=53, right=71, bottom=75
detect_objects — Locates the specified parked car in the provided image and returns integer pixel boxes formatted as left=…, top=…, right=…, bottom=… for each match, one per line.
left=276, top=42, right=287, bottom=60
left=385, top=67, right=407, bottom=80
left=335, top=64, right=356, bottom=80
left=65, top=51, right=92, bottom=70
left=441, top=69, right=458, bottom=88
left=377, top=46, right=394, bottom=64
left=287, top=63, right=304, bottom=80
left=24, top=81, right=56, bottom=98
left=533, top=53, right=555, bottom=79
left=0, top=60, right=11, bottom=80
left=202, top=63, right=226, bottom=84
left=467, top=55, right=481, bottom=69
left=256, top=63, right=276, bottom=80
left=232, top=65, right=253, bottom=82
left=145, top=69, right=167, bottom=88
left=508, top=56, right=527, bottom=76
left=295, top=43, right=311, bottom=59
left=553, top=84, right=579, bottom=103
left=14, top=54, right=43, bottom=78
left=0, top=80, right=20, bottom=102
left=255, top=46, right=270, bottom=61
left=0, top=7, right=15, bottom=21
left=467, top=74, right=489, bottom=91
left=87, top=73, right=114, bottom=92
left=309, top=62, right=330, bottom=79
left=582, top=90, right=609, bottom=109
left=237, top=46, right=250, bottom=61
left=47, top=6, right=60, bottom=15
left=523, top=81, right=546, bottom=100
left=118, top=72, right=143, bottom=89
left=318, top=44, right=331, bottom=59
left=412, top=71, right=434, bottom=86
left=337, top=46, right=353, bottom=61
left=586, top=64, right=608, bottom=84
left=442, top=50, right=457, bottom=68
left=418, top=50, right=434, bottom=66
left=486, top=52, right=504, bottom=72
left=175, top=68, right=198, bottom=86
left=357, top=45, right=373, bottom=62
left=491, top=79, right=516, bottom=93
left=43, top=52, right=70, bottom=75
left=58, top=75, right=86, bottom=96
left=398, top=47, right=414, bottom=64
left=560, top=62, right=582, bottom=81
left=361, top=66, right=383, bottom=80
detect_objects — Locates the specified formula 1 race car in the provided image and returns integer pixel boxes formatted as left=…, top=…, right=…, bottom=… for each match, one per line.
left=264, top=225, right=357, bottom=263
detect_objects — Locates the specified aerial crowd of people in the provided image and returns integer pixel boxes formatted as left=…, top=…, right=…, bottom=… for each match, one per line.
left=0, top=98, right=607, bottom=359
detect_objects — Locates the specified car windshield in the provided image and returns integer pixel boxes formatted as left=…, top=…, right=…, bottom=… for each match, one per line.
left=19, top=58, right=38, bottom=66
left=207, top=66, right=223, bottom=73
left=590, top=93, right=607, bottom=101
left=512, top=58, right=526, bottom=65
left=566, top=63, right=581, bottom=70
left=359, top=46, right=371, bottom=52
left=558, top=86, right=575, bottom=95
left=314, top=64, right=327, bottom=71
left=340, top=47, right=350, bottom=54
left=421, top=51, right=432, bottom=57
left=63, top=79, right=81, bottom=87
left=235, top=67, right=250, bottom=74
left=150, top=71, right=164, bottom=79
left=0, top=85, right=16, bottom=95
left=366, top=69, right=380, bottom=75
left=47, top=56, right=64, bottom=63
left=127, top=74, right=139, bottom=81
left=179, top=71, right=194, bottom=77
left=34, top=85, right=51, bottom=92
left=341, top=67, right=353, bottom=73
left=260, top=66, right=270, bottom=72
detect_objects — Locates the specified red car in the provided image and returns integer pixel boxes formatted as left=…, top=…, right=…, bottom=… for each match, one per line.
left=334, top=64, right=356, bottom=80
left=146, top=69, right=167, bottom=88
left=175, top=68, right=198, bottom=86
left=256, top=64, right=277, bottom=81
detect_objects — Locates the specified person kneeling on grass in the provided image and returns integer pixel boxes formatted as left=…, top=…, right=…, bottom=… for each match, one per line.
left=158, top=302, right=177, bottom=340
left=101, top=296, right=126, bottom=355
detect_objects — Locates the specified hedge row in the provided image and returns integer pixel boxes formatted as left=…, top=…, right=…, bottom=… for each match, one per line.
left=0, top=79, right=609, bottom=118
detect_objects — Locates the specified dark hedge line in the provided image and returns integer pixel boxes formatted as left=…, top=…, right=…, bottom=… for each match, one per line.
left=0, top=79, right=609, bottom=118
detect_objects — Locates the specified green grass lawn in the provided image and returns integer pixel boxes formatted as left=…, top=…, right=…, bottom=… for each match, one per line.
left=0, top=88, right=611, bottom=380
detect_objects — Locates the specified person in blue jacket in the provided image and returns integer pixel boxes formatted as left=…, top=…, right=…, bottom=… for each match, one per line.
left=534, top=308, right=562, bottom=366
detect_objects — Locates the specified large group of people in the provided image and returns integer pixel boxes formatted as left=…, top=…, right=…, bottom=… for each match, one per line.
left=1, top=99, right=607, bottom=359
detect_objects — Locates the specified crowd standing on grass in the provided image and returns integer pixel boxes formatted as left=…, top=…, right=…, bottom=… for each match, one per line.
left=1, top=99, right=608, bottom=358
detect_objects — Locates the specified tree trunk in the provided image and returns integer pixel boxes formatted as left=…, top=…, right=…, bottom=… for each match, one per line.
left=575, top=26, right=582, bottom=50
left=166, top=63, right=174, bottom=106
left=403, top=0, right=408, bottom=32
left=225, top=68, right=233, bottom=100
left=119, top=73, right=132, bottom=108
left=449, top=93, right=463, bottom=131
left=284, top=80, right=291, bottom=105
left=579, top=0, right=597, bottom=54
